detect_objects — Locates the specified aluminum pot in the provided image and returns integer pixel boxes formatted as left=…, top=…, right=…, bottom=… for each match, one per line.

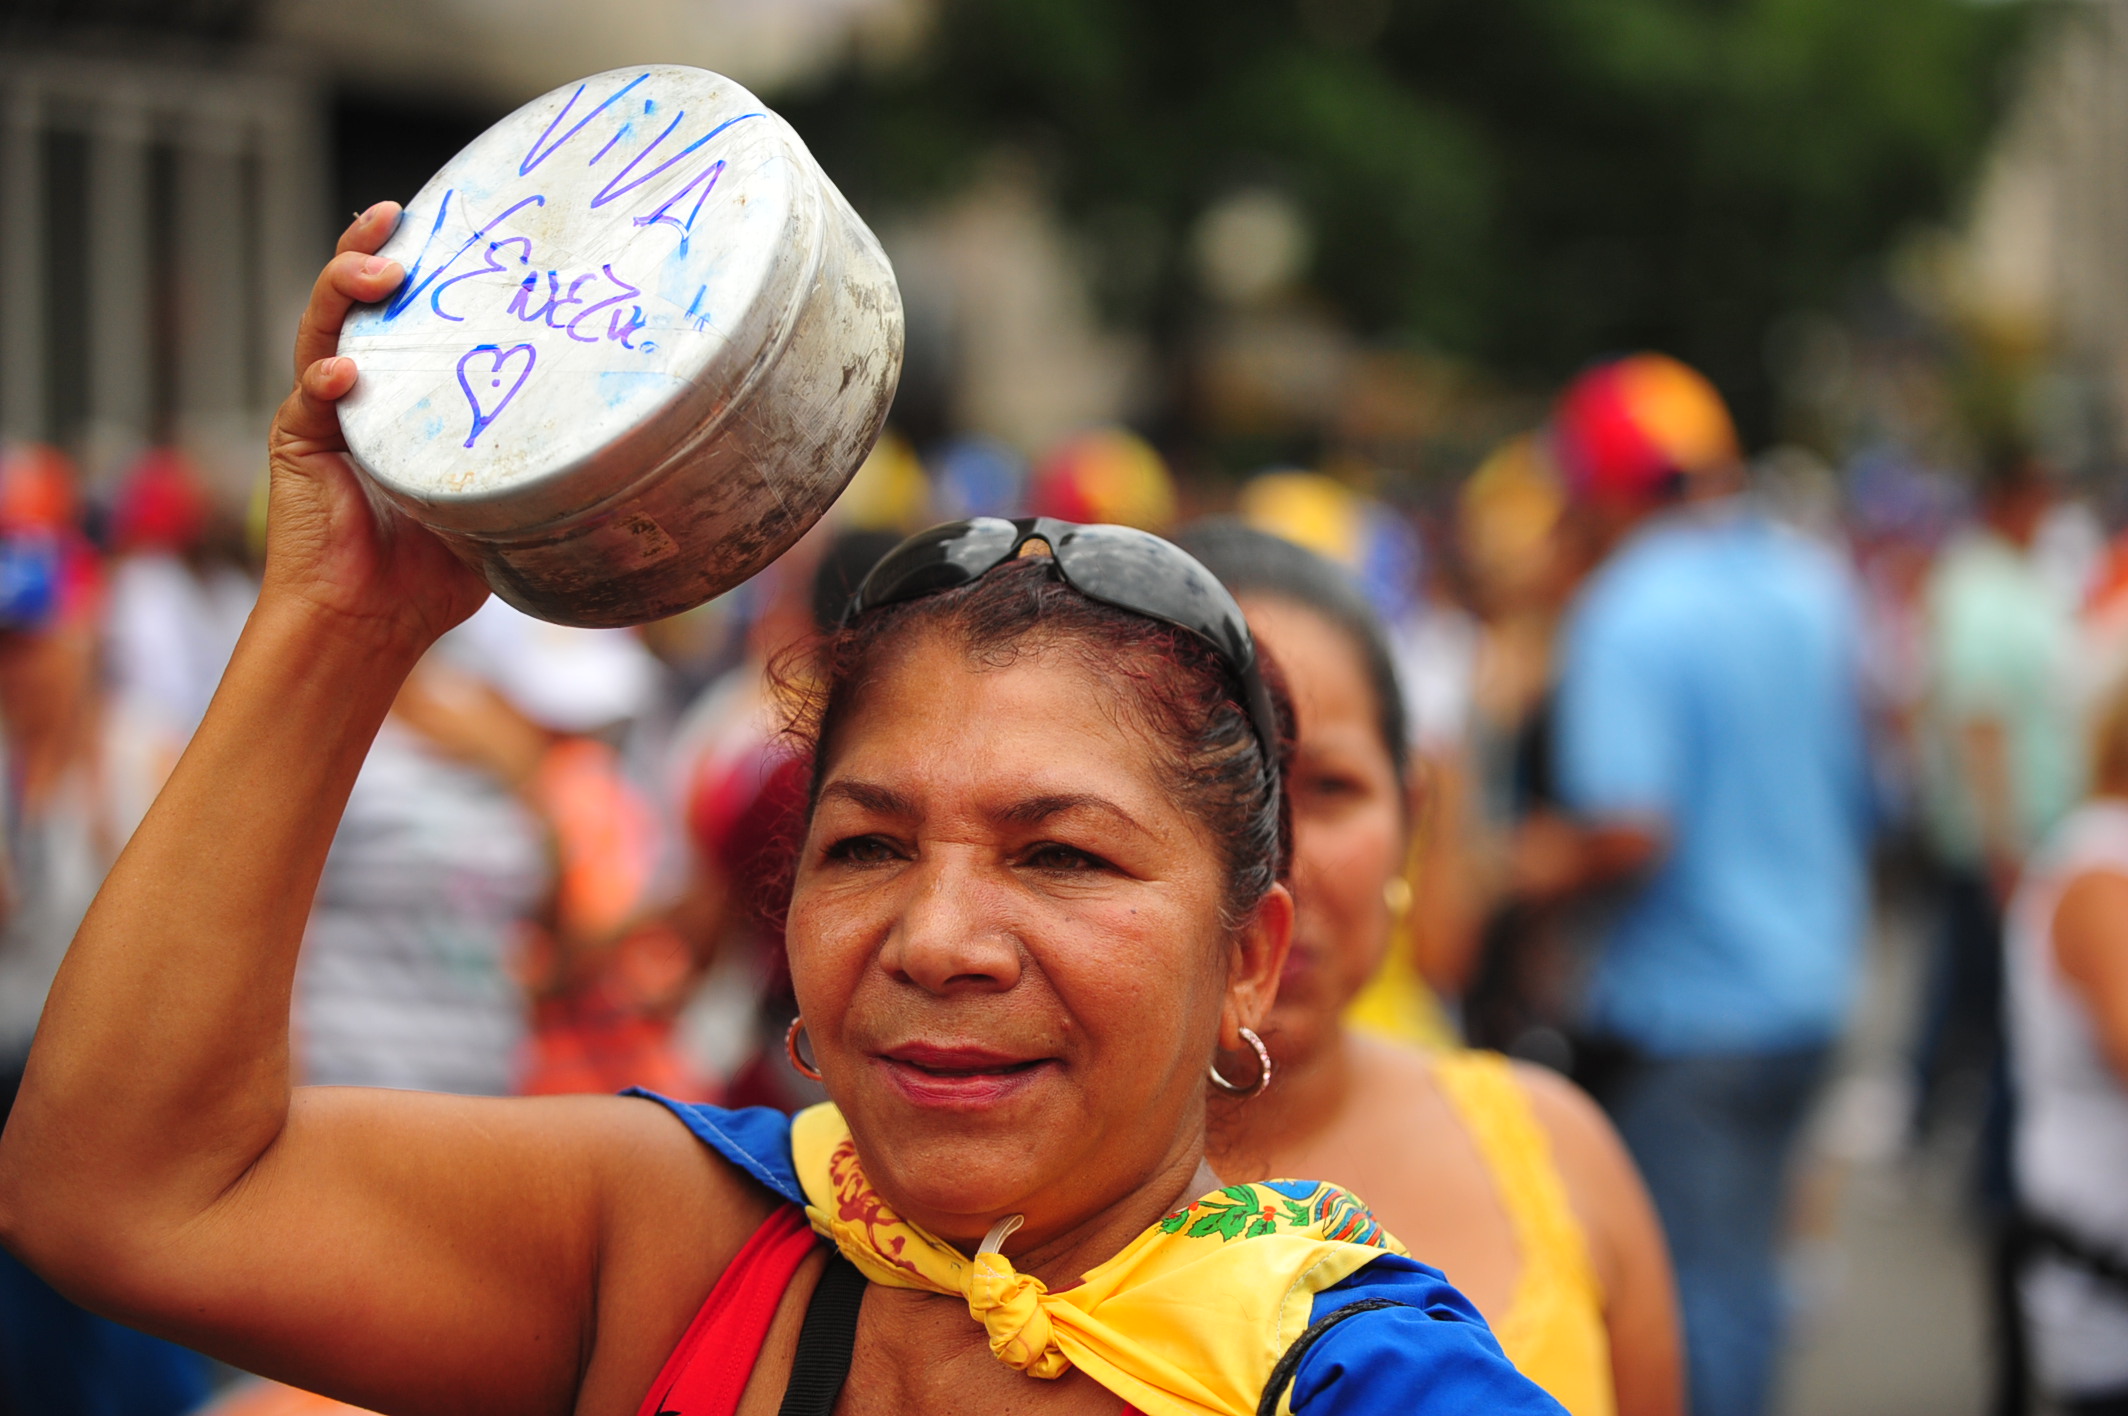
left=336, top=65, right=902, bottom=627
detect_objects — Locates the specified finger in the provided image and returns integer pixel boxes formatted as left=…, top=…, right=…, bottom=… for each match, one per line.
left=291, top=251, right=404, bottom=383
left=274, top=356, right=360, bottom=452
left=335, top=201, right=402, bottom=258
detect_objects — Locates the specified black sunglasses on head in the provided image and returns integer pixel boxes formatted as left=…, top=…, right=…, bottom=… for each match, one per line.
left=849, top=516, right=1281, bottom=765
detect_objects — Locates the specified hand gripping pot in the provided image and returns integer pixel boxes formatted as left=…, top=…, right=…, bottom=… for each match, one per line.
left=336, top=66, right=903, bottom=627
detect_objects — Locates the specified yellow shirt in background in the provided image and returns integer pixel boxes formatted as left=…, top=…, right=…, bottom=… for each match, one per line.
left=1431, top=1050, right=1616, bottom=1416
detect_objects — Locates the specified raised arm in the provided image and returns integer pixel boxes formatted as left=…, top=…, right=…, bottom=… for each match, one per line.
left=0, top=207, right=769, bottom=1416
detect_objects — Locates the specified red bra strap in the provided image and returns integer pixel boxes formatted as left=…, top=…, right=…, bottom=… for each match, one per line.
left=637, top=1204, right=820, bottom=1416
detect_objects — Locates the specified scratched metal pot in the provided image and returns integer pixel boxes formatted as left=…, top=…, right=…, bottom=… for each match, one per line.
left=335, top=65, right=902, bottom=627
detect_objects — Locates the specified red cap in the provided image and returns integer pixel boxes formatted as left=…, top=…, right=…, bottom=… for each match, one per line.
left=1028, top=428, right=1178, bottom=531
left=1551, top=355, right=1740, bottom=506
left=111, top=448, right=211, bottom=553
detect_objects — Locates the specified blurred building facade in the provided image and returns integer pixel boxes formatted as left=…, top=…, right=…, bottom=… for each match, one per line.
left=0, top=0, right=921, bottom=501
left=0, top=44, right=323, bottom=495
left=1962, top=0, right=2128, bottom=472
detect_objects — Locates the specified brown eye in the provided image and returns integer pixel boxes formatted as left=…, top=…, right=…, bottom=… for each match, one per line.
left=825, top=835, right=900, bottom=865
left=1024, top=843, right=1111, bottom=873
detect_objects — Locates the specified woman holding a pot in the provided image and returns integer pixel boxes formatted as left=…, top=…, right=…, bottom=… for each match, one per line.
left=0, top=209, right=1557, bottom=1416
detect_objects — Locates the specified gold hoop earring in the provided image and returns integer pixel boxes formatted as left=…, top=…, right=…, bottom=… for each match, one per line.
left=785, top=1017, right=823, bottom=1082
left=1208, top=1026, right=1273, bottom=1098
left=1383, top=876, right=1413, bottom=920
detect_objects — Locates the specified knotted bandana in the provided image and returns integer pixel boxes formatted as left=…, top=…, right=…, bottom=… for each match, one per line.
left=789, top=1103, right=1406, bottom=1416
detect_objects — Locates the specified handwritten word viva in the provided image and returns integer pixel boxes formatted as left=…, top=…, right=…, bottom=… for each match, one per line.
left=380, top=73, right=764, bottom=332
left=519, top=73, right=762, bottom=252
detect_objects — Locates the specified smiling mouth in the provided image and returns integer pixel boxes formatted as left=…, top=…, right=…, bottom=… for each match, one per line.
left=899, top=1056, right=1044, bottom=1077
left=875, top=1045, right=1056, bottom=1107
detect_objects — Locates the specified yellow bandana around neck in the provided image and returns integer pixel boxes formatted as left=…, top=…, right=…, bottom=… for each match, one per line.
left=789, top=1103, right=1408, bottom=1416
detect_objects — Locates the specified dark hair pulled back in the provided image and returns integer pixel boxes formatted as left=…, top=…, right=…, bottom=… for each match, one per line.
left=783, top=553, right=1295, bottom=924
left=1172, top=519, right=1410, bottom=786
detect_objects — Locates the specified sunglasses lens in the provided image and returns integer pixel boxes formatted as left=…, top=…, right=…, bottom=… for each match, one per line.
left=1051, top=524, right=1255, bottom=670
left=852, top=517, right=1023, bottom=617
left=1053, top=523, right=1278, bottom=761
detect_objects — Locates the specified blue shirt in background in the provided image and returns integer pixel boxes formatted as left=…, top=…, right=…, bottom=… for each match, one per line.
left=1556, top=506, right=1874, bottom=1057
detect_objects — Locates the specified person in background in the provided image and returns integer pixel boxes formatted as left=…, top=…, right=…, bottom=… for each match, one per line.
left=0, top=445, right=207, bottom=1416
left=1511, top=355, right=1874, bottom=1416
left=1915, top=451, right=2078, bottom=1144
left=1454, top=435, right=1592, bottom=1065
left=1913, top=450, right=2081, bottom=1414
left=442, top=600, right=690, bottom=1101
left=2005, top=671, right=2128, bottom=1416
left=665, top=525, right=903, bottom=1108
left=1181, top=520, right=1682, bottom=1416
left=1844, top=451, right=1958, bottom=850
left=1231, top=471, right=1462, bottom=1047
left=295, top=596, right=660, bottom=1096
left=101, top=447, right=257, bottom=738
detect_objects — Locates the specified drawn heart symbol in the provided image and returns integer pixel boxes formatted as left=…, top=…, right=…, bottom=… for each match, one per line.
left=456, top=343, right=537, bottom=448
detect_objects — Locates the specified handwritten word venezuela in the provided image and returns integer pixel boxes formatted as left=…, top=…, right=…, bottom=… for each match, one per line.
left=379, top=71, right=763, bottom=446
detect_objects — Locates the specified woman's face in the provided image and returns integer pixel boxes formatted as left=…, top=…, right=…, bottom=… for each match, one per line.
left=787, top=627, right=1288, bottom=1248
left=1240, top=596, right=1407, bottom=1068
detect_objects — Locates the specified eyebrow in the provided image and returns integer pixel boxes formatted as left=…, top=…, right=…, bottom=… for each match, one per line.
left=997, top=793, right=1149, bottom=836
left=817, top=781, right=1152, bottom=837
left=816, top=780, right=917, bottom=816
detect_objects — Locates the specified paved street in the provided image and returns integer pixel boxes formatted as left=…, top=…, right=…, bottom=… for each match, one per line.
left=1778, top=897, right=1992, bottom=1416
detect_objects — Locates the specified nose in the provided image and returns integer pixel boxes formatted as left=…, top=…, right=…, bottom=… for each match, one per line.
left=878, top=850, right=1023, bottom=996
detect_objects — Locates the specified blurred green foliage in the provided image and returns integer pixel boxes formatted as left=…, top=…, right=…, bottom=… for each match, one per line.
left=784, top=0, right=2029, bottom=438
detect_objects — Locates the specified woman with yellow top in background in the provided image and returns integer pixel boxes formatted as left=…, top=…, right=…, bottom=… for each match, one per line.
left=1182, top=521, right=1683, bottom=1416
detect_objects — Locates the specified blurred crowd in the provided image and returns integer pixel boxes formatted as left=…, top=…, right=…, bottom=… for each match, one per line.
left=4, top=349, right=2128, bottom=1416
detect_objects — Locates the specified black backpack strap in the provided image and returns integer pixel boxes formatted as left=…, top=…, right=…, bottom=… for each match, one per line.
left=1255, top=1298, right=1408, bottom=1416
left=777, top=1250, right=868, bottom=1416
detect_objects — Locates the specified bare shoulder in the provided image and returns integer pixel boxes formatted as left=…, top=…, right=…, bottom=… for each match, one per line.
left=2054, top=868, right=2128, bottom=977
left=1340, top=1047, right=1629, bottom=1197
left=1345, top=1038, right=1612, bottom=1154
left=1506, top=1065, right=1684, bottom=1415
left=1347, top=1033, right=1448, bottom=1098
left=482, top=1090, right=786, bottom=1413
left=1505, top=1061, right=1643, bottom=1222
left=1508, top=1061, right=1624, bottom=1171
left=595, top=1092, right=785, bottom=1235
left=1504, top=1062, right=1667, bottom=1303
